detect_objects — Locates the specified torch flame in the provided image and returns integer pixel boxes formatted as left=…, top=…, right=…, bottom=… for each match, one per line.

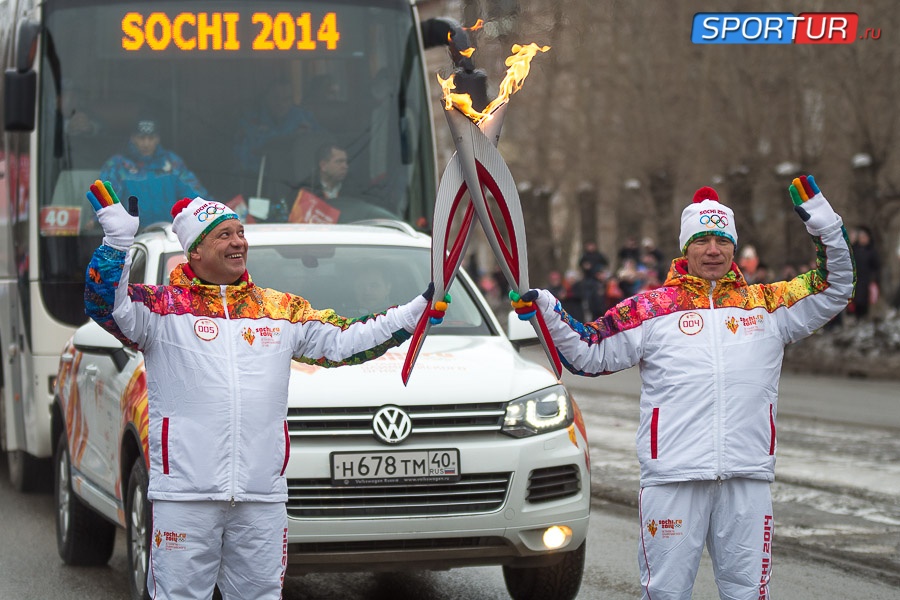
left=466, top=19, right=484, bottom=32
left=439, top=42, right=550, bottom=125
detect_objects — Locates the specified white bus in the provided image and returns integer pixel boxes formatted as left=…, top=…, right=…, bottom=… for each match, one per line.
left=1, top=0, right=469, bottom=491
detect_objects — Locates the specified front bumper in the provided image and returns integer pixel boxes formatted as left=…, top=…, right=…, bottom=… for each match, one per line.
left=284, top=427, right=591, bottom=574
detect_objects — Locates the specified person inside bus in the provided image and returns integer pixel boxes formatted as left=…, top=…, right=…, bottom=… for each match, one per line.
left=305, top=143, right=351, bottom=201
left=60, top=80, right=102, bottom=138
left=233, top=81, right=325, bottom=174
left=99, top=117, right=211, bottom=229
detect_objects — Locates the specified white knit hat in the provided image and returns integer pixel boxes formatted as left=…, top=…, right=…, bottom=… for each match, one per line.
left=171, top=197, right=239, bottom=254
left=679, top=187, right=737, bottom=254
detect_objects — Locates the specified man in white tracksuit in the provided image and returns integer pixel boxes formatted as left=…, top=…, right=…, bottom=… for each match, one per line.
left=84, top=185, right=448, bottom=599
left=512, top=176, right=854, bottom=599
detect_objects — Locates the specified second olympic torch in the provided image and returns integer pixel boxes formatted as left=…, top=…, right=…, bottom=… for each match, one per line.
left=401, top=41, right=562, bottom=385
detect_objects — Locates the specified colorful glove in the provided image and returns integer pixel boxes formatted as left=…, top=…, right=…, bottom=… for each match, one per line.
left=422, top=282, right=451, bottom=325
left=510, top=289, right=539, bottom=321
left=87, top=180, right=139, bottom=250
left=788, top=174, right=838, bottom=231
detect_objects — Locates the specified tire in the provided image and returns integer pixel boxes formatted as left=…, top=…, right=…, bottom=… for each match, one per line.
left=54, top=431, right=116, bottom=565
left=502, top=542, right=586, bottom=600
left=126, top=458, right=152, bottom=600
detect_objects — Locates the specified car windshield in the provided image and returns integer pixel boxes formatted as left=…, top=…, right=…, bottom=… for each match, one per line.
left=159, top=244, right=493, bottom=336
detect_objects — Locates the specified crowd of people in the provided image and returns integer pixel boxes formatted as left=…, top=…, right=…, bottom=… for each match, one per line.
left=532, top=236, right=670, bottom=322
left=475, top=223, right=897, bottom=326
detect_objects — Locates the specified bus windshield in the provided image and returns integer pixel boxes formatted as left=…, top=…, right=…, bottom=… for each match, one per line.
left=37, top=0, right=436, bottom=326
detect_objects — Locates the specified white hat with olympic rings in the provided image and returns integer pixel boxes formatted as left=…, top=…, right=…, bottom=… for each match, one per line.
left=171, top=196, right=239, bottom=254
left=679, top=187, right=738, bottom=254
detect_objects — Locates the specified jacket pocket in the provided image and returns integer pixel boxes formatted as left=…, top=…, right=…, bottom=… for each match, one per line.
left=162, top=417, right=170, bottom=475
left=280, top=421, right=290, bottom=476
left=768, top=404, right=776, bottom=455
left=650, top=407, right=659, bottom=459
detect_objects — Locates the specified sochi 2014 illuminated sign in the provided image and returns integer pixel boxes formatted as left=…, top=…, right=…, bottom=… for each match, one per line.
left=120, top=11, right=341, bottom=53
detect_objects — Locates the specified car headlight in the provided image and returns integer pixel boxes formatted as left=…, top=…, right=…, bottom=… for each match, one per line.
left=501, top=384, right=573, bottom=438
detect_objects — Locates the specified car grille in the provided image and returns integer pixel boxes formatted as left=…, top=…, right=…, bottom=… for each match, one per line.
left=287, top=402, right=507, bottom=438
left=527, top=464, right=581, bottom=503
left=289, top=536, right=509, bottom=554
left=287, top=473, right=513, bottom=518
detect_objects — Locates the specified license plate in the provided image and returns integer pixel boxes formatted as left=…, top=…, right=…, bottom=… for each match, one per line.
left=331, top=449, right=460, bottom=485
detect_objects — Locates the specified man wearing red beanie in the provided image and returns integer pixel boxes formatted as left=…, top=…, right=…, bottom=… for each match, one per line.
left=83, top=184, right=446, bottom=599
left=513, top=175, right=854, bottom=599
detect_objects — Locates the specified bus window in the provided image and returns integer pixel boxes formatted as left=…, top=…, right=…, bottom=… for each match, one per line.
left=35, top=0, right=437, bottom=327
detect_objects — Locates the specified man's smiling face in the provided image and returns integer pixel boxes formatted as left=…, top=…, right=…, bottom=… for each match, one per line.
left=685, top=234, right=735, bottom=281
left=190, top=219, right=248, bottom=284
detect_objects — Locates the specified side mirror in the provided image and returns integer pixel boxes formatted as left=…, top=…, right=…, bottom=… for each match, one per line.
left=4, top=20, right=41, bottom=132
left=73, top=321, right=131, bottom=373
left=4, top=69, right=37, bottom=131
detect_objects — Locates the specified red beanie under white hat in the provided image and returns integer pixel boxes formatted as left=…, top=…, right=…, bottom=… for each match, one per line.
left=171, top=197, right=239, bottom=254
left=678, top=186, right=738, bottom=254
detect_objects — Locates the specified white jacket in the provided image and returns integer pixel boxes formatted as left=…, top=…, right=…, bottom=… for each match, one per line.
left=536, top=195, right=853, bottom=486
left=85, top=253, right=424, bottom=502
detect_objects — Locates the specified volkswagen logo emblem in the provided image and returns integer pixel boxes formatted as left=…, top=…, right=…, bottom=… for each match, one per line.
left=372, top=405, right=412, bottom=444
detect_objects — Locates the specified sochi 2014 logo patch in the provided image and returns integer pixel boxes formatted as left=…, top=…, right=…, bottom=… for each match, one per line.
left=154, top=529, right=187, bottom=550
left=678, top=312, right=703, bottom=335
left=193, top=318, right=218, bottom=341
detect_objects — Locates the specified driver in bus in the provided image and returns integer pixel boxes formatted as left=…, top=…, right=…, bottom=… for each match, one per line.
left=99, top=116, right=211, bottom=229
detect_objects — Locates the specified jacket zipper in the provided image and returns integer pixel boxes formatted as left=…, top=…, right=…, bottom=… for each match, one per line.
left=708, top=281, right=724, bottom=479
left=222, top=285, right=239, bottom=506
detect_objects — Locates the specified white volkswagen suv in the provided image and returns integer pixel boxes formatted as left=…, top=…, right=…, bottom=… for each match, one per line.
left=53, top=220, right=591, bottom=600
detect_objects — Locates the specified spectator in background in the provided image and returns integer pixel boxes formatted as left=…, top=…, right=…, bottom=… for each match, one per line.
left=560, top=270, right=586, bottom=322
left=616, top=257, right=643, bottom=297
left=754, top=263, right=772, bottom=284
left=578, top=241, right=609, bottom=279
left=779, top=263, right=798, bottom=281
left=738, top=245, right=761, bottom=283
left=641, top=237, right=665, bottom=266
left=639, top=251, right=666, bottom=289
left=100, top=116, right=210, bottom=228
left=851, top=225, right=881, bottom=319
left=583, top=267, right=611, bottom=320
left=546, top=270, right=565, bottom=299
left=617, top=236, right=641, bottom=265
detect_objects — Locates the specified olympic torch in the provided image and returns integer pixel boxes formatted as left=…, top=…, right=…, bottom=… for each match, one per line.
left=401, top=39, right=561, bottom=385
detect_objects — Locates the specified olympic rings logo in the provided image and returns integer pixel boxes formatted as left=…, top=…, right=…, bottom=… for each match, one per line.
left=197, top=204, right=226, bottom=222
left=700, top=214, right=729, bottom=229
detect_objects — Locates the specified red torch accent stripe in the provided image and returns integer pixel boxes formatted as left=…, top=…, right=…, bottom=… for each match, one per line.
left=443, top=187, right=476, bottom=283
left=650, top=408, right=659, bottom=459
left=475, top=161, right=519, bottom=281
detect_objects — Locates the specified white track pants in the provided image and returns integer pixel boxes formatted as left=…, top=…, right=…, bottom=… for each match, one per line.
left=148, top=500, right=287, bottom=600
left=638, top=479, right=773, bottom=600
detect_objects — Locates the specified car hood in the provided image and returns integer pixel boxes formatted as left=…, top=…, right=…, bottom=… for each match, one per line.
left=287, top=336, right=559, bottom=407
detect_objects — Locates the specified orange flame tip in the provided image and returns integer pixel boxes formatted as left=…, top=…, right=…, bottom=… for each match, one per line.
left=439, top=42, right=550, bottom=125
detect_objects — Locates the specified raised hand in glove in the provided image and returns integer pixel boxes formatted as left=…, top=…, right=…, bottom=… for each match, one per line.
left=788, top=175, right=838, bottom=231
left=86, top=180, right=140, bottom=250
left=509, top=289, right=539, bottom=321
left=422, top=282, right=451, bottom=325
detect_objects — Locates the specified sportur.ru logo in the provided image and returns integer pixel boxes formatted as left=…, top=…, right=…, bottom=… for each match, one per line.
left=691, top=12, right=879, bottom=45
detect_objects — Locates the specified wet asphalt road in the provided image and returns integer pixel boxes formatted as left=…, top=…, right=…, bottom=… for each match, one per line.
left=2, top=354, right=898, bottom=598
